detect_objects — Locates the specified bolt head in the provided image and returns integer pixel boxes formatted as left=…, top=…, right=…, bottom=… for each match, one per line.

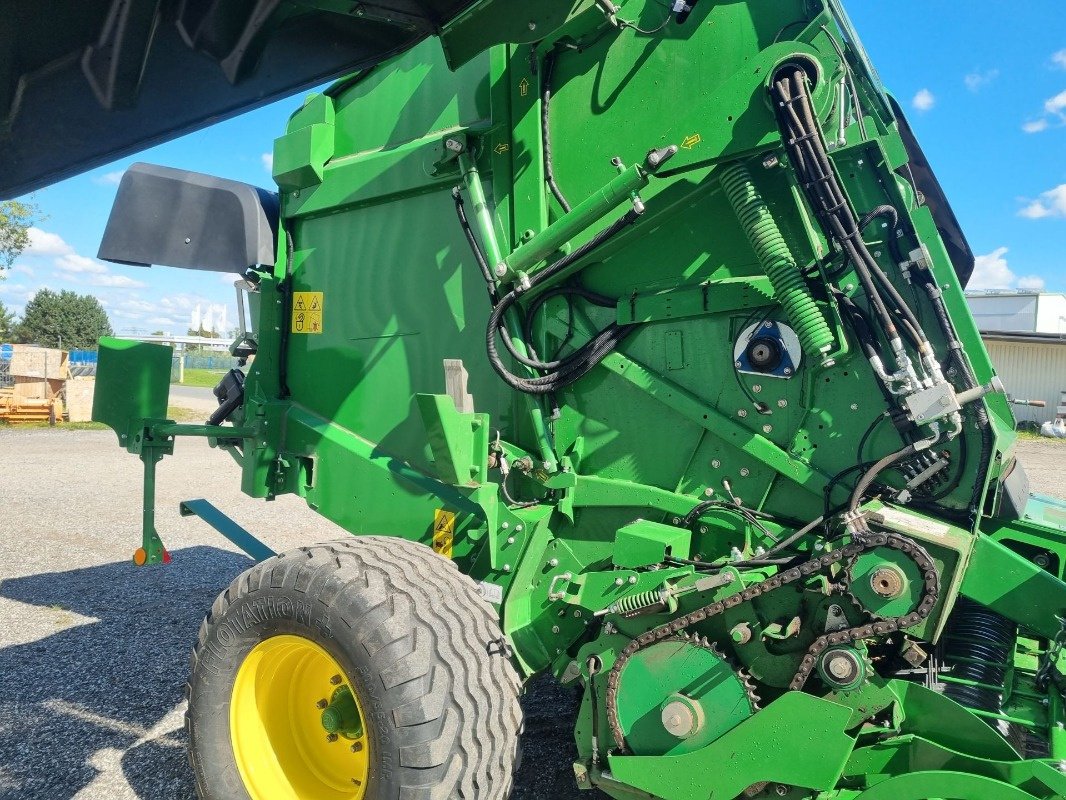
left=494, top=263, right=508, bottom=277
left=629, top=576, right=638, bottom=584
left=503, top=564, right=512, bottom=573
left=552, top=625, right=561, bottom=634
left=326, top=733, right=339, bottom=743
left=316, top=699, right=328, bottom=709
left=351, top=742, right=363, bottom=753
left=738, top=409, right=748, bottom=418
left=506, top=536, right=515, bottom=545
left=739, top=468, right=750, bottom=477
left=549, top=558, right=559, bottom=567
left=762, top=424, right=773, bottom=434
left=330, top=675, right=343, bottom=686
left=850, top=403, right=859, bottom=411
left=711, top=460, right=721, bottom=469
left=827, top=655, right=854, bottom=680
left=615, top=577, right=625, bottom=586
left=752, top=384, right=762, bottom=393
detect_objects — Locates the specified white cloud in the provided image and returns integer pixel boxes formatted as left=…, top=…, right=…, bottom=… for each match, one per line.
left=970, top=247, right=1015, bottom=290
left=1045, top=90, right=1066, bottom=116
left=92, top=170, right=124, bottom=187
left=261, top=152, right=273, bottom=172
left=25, top=227, right=74, bottom=257
left=86, top=274, right=147, bottom=289
left=1021, top=89, right=1066, bottom=132
left=912, top=89, right=936, bottom=112
left=964, top=69, right=998, bottom=93
left=1053, top=49, right=1066, bottom=69
left=54, top=253, right=108, bottom=274
left=1018, top=275, right=1046, bottom=291
left=1019, top=184, right=1066, bottom=219
left=969, top=247, right=1047, bottom=293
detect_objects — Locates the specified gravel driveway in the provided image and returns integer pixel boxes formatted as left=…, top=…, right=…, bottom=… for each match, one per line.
left=2, top=427, right=1064, bottom=799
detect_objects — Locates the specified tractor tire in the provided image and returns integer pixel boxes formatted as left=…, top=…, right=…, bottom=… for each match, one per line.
left=185, top=536, right=523, bottom=800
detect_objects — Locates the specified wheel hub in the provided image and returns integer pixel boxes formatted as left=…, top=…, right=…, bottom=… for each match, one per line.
left=230, top=635, right=371, bottom=800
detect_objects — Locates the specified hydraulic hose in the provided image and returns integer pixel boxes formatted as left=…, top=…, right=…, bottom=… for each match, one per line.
left=720, top=163, right=835, bottom=363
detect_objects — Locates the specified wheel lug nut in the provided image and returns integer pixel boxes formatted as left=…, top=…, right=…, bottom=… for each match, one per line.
left=330, top=675, right=343, bottom=685
left=351, top=742, right=363, bottom=753
left=326, top=733, right=339, bottom=743
left=316, top=699, right=328, bottom=709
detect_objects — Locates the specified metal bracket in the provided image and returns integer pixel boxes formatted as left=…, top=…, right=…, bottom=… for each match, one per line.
left=179, top=499, right=276, bottom=561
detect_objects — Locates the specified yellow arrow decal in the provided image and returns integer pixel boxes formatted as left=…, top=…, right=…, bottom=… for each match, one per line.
left=681, top=133, right=702, bottom=150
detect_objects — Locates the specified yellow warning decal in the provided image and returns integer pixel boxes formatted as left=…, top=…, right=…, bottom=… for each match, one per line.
left=291, top=291, right=323, bottom=334
left=432, top=509, right=456, bottom=558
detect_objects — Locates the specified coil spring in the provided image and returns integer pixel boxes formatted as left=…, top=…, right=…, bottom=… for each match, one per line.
left=613, top=589, right=663, bottom=616
left=720, top=163, right=835, bottom=362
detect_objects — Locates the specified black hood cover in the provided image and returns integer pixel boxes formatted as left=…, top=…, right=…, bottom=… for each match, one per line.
left=0, top=0, right=482, bottom=199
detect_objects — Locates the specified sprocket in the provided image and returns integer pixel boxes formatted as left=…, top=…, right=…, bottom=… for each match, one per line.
left=612, top=634, right=759, bottom=757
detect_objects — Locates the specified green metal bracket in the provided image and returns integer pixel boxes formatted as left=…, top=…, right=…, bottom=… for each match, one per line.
left=843, top=734, right=1066, bottom=799
left=179, top=499, right=277, bottom=562
left=416, top=393, right=490, bottom=486
left=616, top=276, right=776, bottom=326
left=962, top=534, right=1066, bottom=639
left=607, top=692, right=855, bottom=800
left=272, top=92, right=336, bottom=192
left=613, top=519, right=692, bottom=568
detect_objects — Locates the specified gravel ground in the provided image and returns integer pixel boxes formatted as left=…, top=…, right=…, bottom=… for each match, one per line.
left=0, top=428, right=595, bottom=800
left=2, top=427, right=1064, bottom=800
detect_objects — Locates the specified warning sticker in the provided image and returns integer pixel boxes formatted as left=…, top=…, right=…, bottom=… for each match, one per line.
left=291, top=291, right=324, bottom=334
left=432, top=509, right=456, bottom=558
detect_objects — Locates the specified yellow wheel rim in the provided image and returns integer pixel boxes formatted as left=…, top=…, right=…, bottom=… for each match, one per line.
left=230, top=635, right=371, bottom=800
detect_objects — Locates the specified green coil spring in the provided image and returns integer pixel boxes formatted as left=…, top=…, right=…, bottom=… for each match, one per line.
left=720, top=162, right=835, bottom=364
left=612, top=589, right=663, bottom=616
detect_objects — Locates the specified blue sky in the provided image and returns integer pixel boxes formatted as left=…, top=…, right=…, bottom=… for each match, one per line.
left=1, top=2, right=1064, bottom=334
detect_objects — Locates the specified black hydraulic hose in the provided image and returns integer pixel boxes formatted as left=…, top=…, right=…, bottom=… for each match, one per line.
left=859, top=204, right=905, bottom=263
left=541, top=50, right=572, bottom=214
left=453, top=188, right=498, bottom=304
left=485, top=211, right=641, bottom=393
left=774, top=70, right=900, bottom=343
left=848, top=443, right=920, bottom=513
left=926, top=280, right=992, bottom=512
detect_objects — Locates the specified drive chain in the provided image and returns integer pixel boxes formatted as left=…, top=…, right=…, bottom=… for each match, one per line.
left=604, top=531, right=940, bottom=753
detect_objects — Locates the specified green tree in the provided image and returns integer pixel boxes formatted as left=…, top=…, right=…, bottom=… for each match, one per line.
left=0, top=299, right=15, bottom=340
left=15, top=289, right=113, bottom=348
left=0, top=200, right=39, bottom=271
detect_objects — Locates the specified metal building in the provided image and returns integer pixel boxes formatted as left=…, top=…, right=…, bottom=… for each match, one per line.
left=967, top=291, right=1066, bottom=426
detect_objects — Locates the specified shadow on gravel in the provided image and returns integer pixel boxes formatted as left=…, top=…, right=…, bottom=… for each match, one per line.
left=0, top=546, right=605, bottom=800
left=0, top=546, right=250, bottom=800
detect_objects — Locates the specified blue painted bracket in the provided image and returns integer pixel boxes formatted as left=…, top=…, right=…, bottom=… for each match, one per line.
left=179, top=499, right=277, bottom=562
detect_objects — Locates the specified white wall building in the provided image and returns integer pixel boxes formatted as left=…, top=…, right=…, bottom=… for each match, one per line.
left=967, top=291, right=1066, bottom=336
left=966, top=291, right=1066, bottom=426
